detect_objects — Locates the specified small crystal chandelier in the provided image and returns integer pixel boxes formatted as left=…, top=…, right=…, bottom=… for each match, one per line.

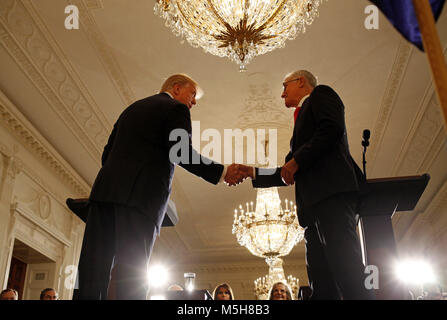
left=154, top=0, right=327, bottom=71
left=254, top=267, right=300, bottom=300
left=232, top=187, right=305, bottom=299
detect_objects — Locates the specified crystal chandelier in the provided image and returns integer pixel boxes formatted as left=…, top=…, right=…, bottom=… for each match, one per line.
left=154, top=0, right=327, bottom=71
left=254, top=258, right=300, bottom=300
left=232, top=187, right=305, bottom=299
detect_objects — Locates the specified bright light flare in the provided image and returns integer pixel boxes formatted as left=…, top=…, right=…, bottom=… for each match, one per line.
left=395, top=260, right=436, bottom=285
left=147, top=265, right=168, bottom=288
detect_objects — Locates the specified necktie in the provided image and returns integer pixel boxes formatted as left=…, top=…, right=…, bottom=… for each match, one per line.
left=294, top=107, right=301, bottom=124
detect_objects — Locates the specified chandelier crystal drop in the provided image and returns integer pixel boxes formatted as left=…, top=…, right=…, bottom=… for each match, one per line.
left=154, top=0, right=327, bottom=71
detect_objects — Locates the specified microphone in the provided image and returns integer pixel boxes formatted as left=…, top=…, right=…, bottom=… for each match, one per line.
left=362, top=129, right=370, bottom=147
left=361, top=129, right=370, bottom=178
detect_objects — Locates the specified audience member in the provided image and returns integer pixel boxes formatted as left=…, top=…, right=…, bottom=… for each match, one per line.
left=40, top=288, right=58, bottom=300
left=0, top=288, right=18, bottom=300
left=212, top=283, right=234, bottom=300
left=269, top=281, right=293, bottom=300
left=167, top=284, right=184, bottom=291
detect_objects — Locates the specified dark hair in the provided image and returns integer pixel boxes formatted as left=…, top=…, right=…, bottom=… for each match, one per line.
left=40, top=288, right=56, bottom=300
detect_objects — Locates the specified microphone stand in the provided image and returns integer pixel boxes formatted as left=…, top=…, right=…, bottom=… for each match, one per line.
left=362, top=145, right=367, bottom=179
left=362, top=130, right=370, bottom=179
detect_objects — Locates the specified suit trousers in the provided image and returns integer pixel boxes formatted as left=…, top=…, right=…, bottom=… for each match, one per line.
left=304, top=192, right=375, bottom=300
left=75, top=201, right=157, bottom=300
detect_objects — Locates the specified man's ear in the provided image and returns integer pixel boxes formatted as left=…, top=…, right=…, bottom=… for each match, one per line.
left=172, top=83, right=180, bottom=96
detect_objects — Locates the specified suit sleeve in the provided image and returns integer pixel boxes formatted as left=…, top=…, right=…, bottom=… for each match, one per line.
left=252, top=150, right=291, bottom=188
left=251, top=150, right=293, bottom=188
left=165, top=104, right=224, bottom=184
left=252, top=167, right=287, bottom=188
left=293, top=86, right=345, bottom=171
left=101, top=121, right=118, bottom=166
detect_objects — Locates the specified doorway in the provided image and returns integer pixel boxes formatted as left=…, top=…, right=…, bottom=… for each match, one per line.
left=6, top=257, right=27, bottom=300
left=7, top=239, right=55, bottom=300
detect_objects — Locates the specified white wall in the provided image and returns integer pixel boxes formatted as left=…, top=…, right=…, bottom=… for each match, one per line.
left=0, top=95, right=87, bottom=300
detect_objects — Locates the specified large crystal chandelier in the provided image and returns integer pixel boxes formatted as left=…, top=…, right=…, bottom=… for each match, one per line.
left=154, top=0, right=326, bottom=71
left=232, top=187, right=304, bottom=299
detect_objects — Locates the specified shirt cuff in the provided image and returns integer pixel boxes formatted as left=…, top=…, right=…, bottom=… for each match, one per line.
left=219, top=165, right=228, bottom=183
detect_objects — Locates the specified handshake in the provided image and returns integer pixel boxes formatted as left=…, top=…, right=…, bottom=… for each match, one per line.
left=223, top=164, right=254, bottom=186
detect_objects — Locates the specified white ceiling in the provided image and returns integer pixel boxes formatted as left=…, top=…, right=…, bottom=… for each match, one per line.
left=1, top=0, right=447, bottom=285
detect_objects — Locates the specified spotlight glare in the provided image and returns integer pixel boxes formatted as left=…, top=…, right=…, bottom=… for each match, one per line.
left=147, top=265, right=168, bottom=288
left=395, top=260, right=436, bottom=285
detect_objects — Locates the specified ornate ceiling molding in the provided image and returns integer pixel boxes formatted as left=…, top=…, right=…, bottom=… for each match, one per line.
left=0, top=0, right=111, bottom=163
left=69, top=0, right=136, bottom=105
left=236, top=82, right=291, bottom=132
left=391, top=46, right=447, bottom=177
left=399, top=178, right=447, bottom=257
left=392, top=88, right=445, bottom=176
left=83, top=0, right=104, bottom=10
left=391, top=46, right=447, bottom=233
left=397, top=176, right=447, bottom=255
left=368, top=40, right=413, bottom=172
left=422, top=179, right=447, bottom=228
left=0, top=89, right=90, bottom=198
left=235, top=81, right=293, bottom=166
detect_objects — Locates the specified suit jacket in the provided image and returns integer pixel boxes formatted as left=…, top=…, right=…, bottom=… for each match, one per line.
left=90, top=93, right=224, bottom=232
left=252, top=85, right=362, bottom=226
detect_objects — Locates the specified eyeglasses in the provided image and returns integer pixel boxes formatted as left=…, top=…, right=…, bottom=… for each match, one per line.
left=282, top=77, right=301, bottom=90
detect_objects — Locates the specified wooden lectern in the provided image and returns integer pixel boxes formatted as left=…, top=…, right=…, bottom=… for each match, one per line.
left=66, top=198, right=179, bottom=226
left=357, top=174, right=430, bottom=300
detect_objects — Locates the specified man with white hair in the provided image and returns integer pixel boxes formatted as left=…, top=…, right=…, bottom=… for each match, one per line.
left=0, top=288, right=18, bottom=300
left=250, top=70, right=374, bottom=300
left=76, top=74, right=251, bottom=300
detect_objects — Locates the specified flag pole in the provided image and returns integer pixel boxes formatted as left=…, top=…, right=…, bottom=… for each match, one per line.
left=412, top=0, right=447, bottom=132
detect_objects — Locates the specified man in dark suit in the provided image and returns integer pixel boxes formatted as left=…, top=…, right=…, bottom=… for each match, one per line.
left=75, top=74, right=246, bottom=300
left=249, top=70, right=374, bottom=300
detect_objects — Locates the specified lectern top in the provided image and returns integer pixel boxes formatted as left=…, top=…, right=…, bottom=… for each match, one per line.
left=358, top=174, right=430, bottom=217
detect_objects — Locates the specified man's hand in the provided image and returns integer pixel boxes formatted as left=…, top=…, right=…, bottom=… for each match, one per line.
left=281, top=158, right=299, bottom=185
left=224, top=164, right=254, bottom=186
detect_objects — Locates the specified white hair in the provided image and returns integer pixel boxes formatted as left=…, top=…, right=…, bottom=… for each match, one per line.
left=286, top=70, right=318, bottom=88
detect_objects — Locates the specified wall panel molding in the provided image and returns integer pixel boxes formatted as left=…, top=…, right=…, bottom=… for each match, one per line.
left=69, top=0, right=136, bottom=105
left=0, top=89, right=90, bottom=197
left=0, top=0, right=111, bottom=163
left=368, top=41, right=413, bottom=171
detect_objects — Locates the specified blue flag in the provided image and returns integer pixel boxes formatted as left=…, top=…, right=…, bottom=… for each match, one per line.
left=369, top=0, right=445, bottom=51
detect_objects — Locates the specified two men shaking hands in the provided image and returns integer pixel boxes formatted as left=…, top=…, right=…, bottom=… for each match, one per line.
left=223, top=161, right=299, bottom=187
left=77, top=71, right=373, bottom=300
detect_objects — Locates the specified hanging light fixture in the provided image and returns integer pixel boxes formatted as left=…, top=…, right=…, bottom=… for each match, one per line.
left=154, top=0, right=327, bottom=71
left=232, top=187, right=304, bottom=299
